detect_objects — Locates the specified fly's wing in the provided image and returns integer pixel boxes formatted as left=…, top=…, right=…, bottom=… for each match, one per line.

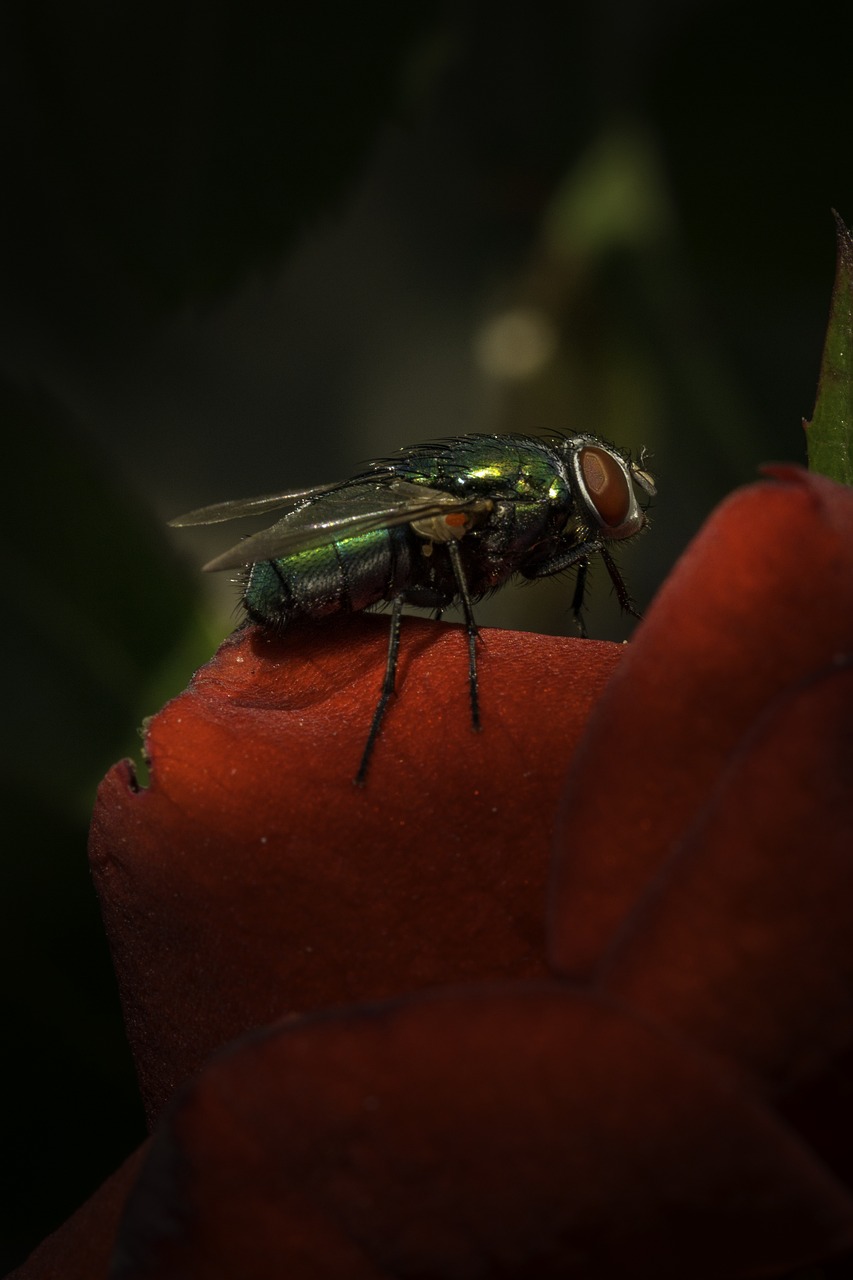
left=168, top=480, right=351, bottom=527
left=201, top=480, right=492, bottom=571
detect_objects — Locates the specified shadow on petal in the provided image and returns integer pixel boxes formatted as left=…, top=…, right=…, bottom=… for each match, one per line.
left=111, top=987, right=853, bottom=1279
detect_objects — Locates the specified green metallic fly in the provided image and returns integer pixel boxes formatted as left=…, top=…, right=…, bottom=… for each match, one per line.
left=170, top=432, right=655, bottom=784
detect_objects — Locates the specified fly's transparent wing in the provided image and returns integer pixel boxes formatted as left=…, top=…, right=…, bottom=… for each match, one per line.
left=202, top=480, right=492, bottom=571
left=168, top=480, right=351, bottom=527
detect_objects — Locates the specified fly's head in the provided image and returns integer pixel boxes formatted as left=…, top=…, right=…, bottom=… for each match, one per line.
left=562, top=436, right=656, bottom=544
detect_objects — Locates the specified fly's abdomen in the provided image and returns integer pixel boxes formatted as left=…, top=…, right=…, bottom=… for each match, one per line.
left=243, top=526, right=412, bottom=627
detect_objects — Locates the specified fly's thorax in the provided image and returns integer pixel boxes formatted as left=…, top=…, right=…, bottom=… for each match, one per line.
left=386, top=434, right=572, bottom=503
left=392, top=437, right=577, bottom=579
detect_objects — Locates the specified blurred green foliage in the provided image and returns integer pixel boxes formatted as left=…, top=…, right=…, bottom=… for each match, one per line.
left=0, top=382, right=214, bottom=1270
left=0, top=382, right=210, bottom=813
left=807, top=215, right=853, bottom=485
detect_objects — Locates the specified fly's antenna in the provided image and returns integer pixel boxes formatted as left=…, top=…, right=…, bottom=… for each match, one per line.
left=630, top=449, right=656, bottom=498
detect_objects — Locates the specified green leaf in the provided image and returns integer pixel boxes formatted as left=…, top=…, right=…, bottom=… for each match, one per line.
left=805, top=212, right=853, bottom=485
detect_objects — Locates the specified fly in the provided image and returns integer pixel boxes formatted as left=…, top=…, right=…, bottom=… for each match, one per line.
left=170, top=432, right=656, bottom=784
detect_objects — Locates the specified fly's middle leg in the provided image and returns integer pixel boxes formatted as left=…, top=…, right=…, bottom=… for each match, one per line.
left=446, top=539, right=481, bottom=733
left=356, top=542, right=481, bottom=783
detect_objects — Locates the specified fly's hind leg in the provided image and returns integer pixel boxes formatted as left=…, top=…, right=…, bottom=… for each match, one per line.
left=355, top=594, right=405, bottom=786
left=446, top=539, right=482, bottom=733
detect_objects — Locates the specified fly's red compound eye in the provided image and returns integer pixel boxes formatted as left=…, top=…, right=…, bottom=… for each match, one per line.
left=579, top=446, right=631, bottom=528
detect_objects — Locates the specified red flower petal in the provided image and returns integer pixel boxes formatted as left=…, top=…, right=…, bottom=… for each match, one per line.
left=90, top=616, right=621, bottom=1121
left=546, top=465, right=853, bottom=1187
left=550, top=467, right=853, bottom=976
left=113, top=989, right=853, bottom=1278
left=46, top=466, right=849, bottom=1278
left=599, top=662, right=853, bottom=1102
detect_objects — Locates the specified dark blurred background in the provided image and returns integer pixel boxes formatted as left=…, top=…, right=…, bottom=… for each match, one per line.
left=2, top=0, right=851, bottom=1270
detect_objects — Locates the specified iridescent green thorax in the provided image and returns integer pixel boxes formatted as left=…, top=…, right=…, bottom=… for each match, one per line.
left=382, top=434, right=572, bottom=507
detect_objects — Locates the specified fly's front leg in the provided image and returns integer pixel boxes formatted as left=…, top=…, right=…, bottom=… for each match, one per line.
left=446, top=539, right=481, bottom=732
left=355, top=594, right=405, bottom=786
left=523, top=540, right=600, bottom=637
left=599, top=545, right=641, bottom=620
left=570, top=559, right=589, bottom=638
left=523, top=537, right=641, bottom=633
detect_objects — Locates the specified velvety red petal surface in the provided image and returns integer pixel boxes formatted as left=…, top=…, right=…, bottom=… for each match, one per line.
left=544, top=464, right=853, bottom=1214
left=600, top=663, right=853, bottom=1100
left=112, top=989, right=853, bottom=1279
left=89, top=616, right=620, bottom=1122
